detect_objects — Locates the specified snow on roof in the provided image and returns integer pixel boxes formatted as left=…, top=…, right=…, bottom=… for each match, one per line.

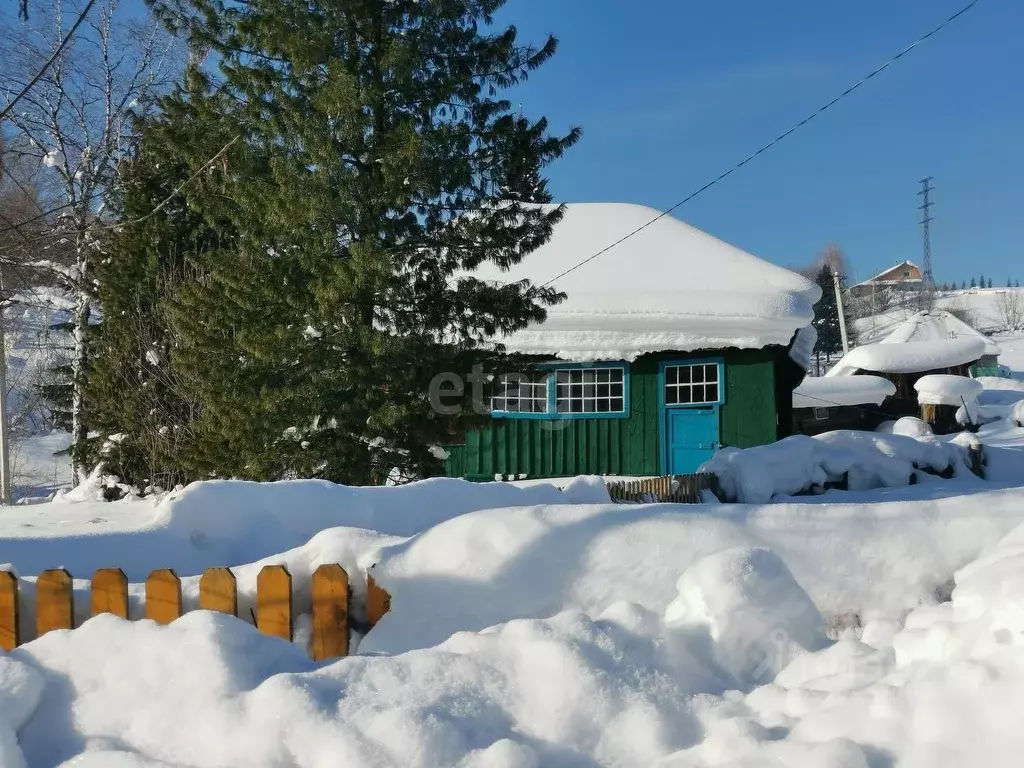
left=853, top=260, right=921, bottom=288
left=793, top=375, right=896, bottom=409
left=881, top=311, right=1001, bottom=358
left=914, top=375, right=983, bottom=407
left=826, top=338, right=987, bottom=377
left=469, top=203, right=821, bottom=361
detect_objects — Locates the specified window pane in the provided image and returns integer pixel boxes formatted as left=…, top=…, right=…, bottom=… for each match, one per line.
left=705, top=364, right=718, bottom=383
left=692, top=366, right=704, bottom=383
left=665, top=388, right=678, bottom=405
left=596, top=399, right=609, bottom=413
left=706, top=384, right=718, bottom=402
left=557, top=371, right=569, bottom=384
left=597, top=369, right=609, bottom=383
left=570, top=370, right=583, bottom=383
left=666, top=367, right=677, bottom=385
left=610, top=397, right=624, bottom=412
left=611, top=383, right=623, bottom=397
left=679, top=386, right=692, bottom=404
left=677, top=366, right=691, bottom=384
left=610, top=368, right=623, bottom=383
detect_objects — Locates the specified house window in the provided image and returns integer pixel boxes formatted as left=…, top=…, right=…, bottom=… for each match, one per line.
left=664, top=363, right=721, bottom=405
left=814, top=407, right=829, bottom=420
left=902, top=271, right=911, bottom=278
left=491, top=373, right=550, bottom=414
left=556, top=367, right=625, bottom=414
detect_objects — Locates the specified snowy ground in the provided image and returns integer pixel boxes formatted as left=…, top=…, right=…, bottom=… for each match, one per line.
left=3, top=289, right=1024, bottom=767
left=4, top=431, right=1024, bottom=766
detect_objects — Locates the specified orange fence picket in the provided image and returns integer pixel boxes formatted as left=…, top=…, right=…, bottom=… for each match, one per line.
left=199, top=567, right=238, bottom=616
left=92, top=568, right=129, bottom=619
left=312, top=564, right=349, bottom=661
left=0, top=570, right=18, bottom=652
left=146, top=569, right=183, bottom=625
left=256, top=565, right=292, bottom=642
left=36, top=569, right=74, bottom=637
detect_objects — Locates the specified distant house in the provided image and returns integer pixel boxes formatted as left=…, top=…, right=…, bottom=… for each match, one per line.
left=850, top=260, right=923, bottom=298
left=442, top=203, right=821, bottom=481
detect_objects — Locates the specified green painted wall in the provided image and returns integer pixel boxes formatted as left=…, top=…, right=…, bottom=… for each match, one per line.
left=444, top=347, right=785, bottom=480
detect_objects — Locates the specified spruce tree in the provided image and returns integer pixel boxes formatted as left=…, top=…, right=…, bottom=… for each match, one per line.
left=961, top=280, right=967, bottom=290
left=987, top=277, right=993, bottom=289
left=811, top=264, right=843, bottom=365
left=84, top=68, right=237, bottom=487
left=147, top=0, right=578, bottom=483
left=971, top=277, right=977, bottom=289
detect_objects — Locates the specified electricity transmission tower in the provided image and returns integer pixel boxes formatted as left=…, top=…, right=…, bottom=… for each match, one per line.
left=918, top=177, right=935, bottom=287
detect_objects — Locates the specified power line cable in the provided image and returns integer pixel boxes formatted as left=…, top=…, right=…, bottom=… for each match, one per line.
left=541, top=0, right=982, bottom=289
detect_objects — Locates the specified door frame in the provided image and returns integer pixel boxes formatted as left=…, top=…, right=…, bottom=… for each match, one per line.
left=658, top=358, right=725, bottom=476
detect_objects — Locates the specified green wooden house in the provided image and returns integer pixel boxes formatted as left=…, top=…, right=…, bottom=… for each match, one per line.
left=443, top=203, right=821, bottom=481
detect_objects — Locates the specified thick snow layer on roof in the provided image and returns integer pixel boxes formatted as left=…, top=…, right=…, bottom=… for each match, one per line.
left=793, top=374, right=895, bottom=408
left=826, top=338, right=987, bottom=377
left=469, top=203, right=820, bottom=361
left=915, top=374, right=984, bottom=407
left=882, top=310, right=1001, bottom=358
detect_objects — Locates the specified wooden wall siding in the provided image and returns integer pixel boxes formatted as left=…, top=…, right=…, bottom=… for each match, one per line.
left=446, top=348, right=785, bottom=479
left=0, top=565, right=391, bottom=662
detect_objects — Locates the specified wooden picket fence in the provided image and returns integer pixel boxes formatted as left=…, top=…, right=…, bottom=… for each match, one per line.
left=0, top=564, right=390, bottom=661
left=605, top=473, right=719, bottom=504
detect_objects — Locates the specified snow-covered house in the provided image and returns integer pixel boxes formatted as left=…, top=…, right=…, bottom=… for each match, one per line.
left=850, top=260, right=923, bottom=298
left=443, top=203, right=821, bottom=479
left=880, top=310, right=1001, bottom=372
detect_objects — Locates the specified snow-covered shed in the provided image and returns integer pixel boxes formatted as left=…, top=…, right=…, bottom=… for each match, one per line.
left=444, top=203, right=821, bottom=479
left=880, top=310, right=1001, bottom=370
left=792, top=375, right=896, bottom=436
left=826, top=336, right=987, bottom=419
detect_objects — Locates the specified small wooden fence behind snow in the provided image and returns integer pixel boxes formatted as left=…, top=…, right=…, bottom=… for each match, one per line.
left=0, top=564, right=391, bottom=661
left=605, top=473, right=720, bottom=504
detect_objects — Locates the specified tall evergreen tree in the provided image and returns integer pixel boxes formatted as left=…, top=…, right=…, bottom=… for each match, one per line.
left=987, top=277, right=993, bottom=289
left=84, top=68, right=237, bottom=487
left=137, top=0, right=578, bottom=484
left=810, top=264, right=853, bottom=367
left=970, top=277, right=977, bottom=289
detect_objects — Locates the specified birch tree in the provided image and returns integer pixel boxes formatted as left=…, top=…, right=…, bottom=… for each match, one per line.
left=0, top=0, right=179, bottom=481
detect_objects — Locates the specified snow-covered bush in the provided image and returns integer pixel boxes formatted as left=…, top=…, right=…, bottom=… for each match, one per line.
left=701, top=430, right=976, bottom=503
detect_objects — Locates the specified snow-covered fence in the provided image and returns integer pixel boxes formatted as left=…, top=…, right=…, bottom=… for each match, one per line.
left=0, top=565, right=391, bottom=659
left=606, top=473, right=719, bottom=504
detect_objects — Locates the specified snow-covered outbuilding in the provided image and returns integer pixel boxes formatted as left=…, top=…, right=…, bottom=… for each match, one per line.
left=826, top=334, right=987, bottom=419
left=443, top=203, right=821, bottom=479
left=792, top=375, right=896, bottom=436
left=880, top=310, right=1001, bottom=371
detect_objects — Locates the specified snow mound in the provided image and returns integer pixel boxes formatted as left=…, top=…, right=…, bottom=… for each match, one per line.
left=467, top=203, right=820, bottom=361
left=664, top=547, right=827, bottom=684
left=701, top=430, right=973, bottom=503
left=915, top=375, right=984, bottom=406
left=827, top=338, right=986, bottom=376
left=793, top=375, right=895, bottom=409
left=889, top=416, right=934, bottom=438
left=1013, top=401, right=1024, bottom=427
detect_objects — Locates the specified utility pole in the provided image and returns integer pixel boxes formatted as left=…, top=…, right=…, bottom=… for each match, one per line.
left=918, top=177, right=935, bottom=287
left=833, top=265, right=850, bottom=356
left=0, top=299, right=10, bottom=506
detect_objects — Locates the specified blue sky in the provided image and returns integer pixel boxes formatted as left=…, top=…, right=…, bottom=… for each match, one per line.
left=498, top=0, right=1023, bottom=285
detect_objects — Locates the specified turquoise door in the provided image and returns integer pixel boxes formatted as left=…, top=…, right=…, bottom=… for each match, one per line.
left=665, top=407, right=719, bottom=474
